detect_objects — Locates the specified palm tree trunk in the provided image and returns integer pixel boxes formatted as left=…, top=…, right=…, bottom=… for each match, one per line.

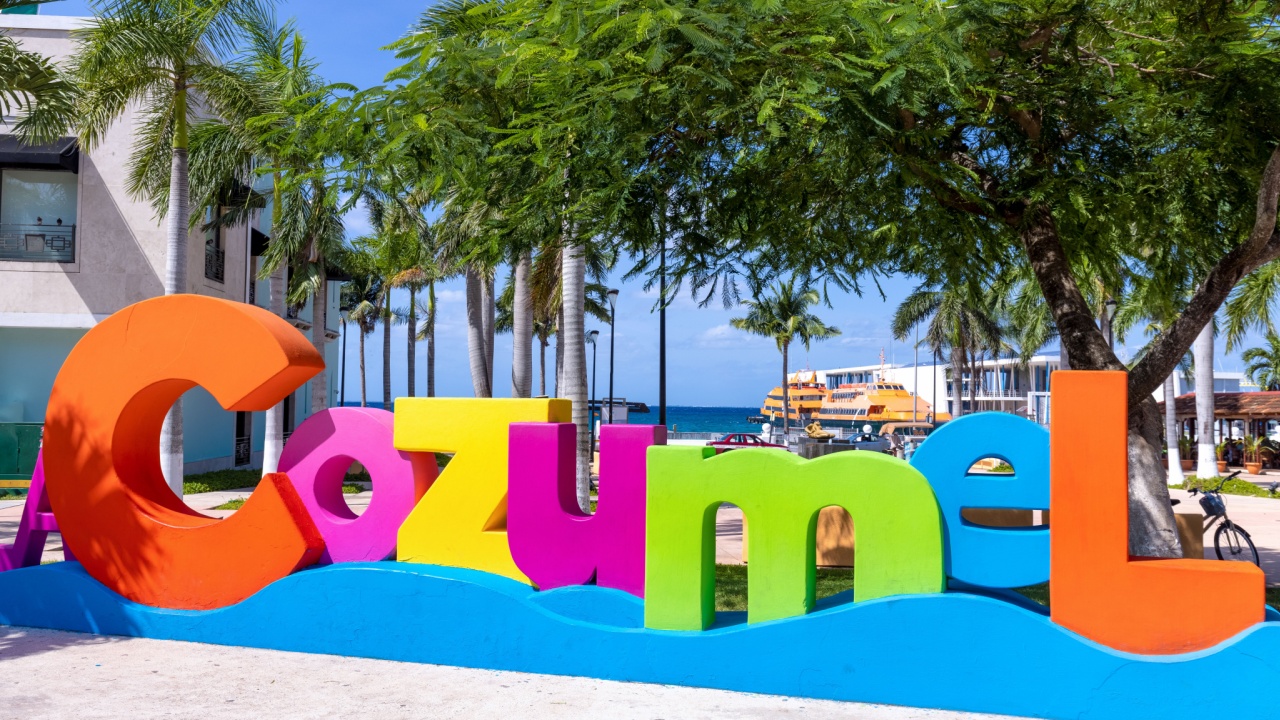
left=263, top=258, right=287, bottom=476
left=950, top=347, right=966, bottom=418
left=407, top=287, right=417, bottom=398
left=159, top=89, right=190, bottom=497
left=512, top=250, right=533, bottom=398
left=539, top=337, right=548, bottom=396
left=562, top=243, right=590, bottom=512
left=465, top=265, right=492, bottom=397
left=484, top=273, right=496, bottom=392
left=427, top=281, right=436, bottom=398
left=781, top=343, right=790, bottom=437
left=1193, top=323, right=1216, bottom=478
left=968, top=346, right=978, bottom=412
left=1165, top=374, right=1184, bottom=485
left=311, top=269, right=329, bottom=415
left=359, top=330, right=367, bottom=408
left=555, top=303, right=565, bottom=397
left=382, top=305, right=392, bottom=409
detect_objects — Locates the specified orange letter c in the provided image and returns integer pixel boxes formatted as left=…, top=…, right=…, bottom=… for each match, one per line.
left=44, top=296, right=326, bottom=610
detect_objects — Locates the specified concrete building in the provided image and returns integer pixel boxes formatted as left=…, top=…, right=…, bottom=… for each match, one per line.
left=0, top=13, right=340, bottom=479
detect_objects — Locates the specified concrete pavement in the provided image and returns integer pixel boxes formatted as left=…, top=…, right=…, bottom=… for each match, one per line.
left=0, top=627, right=1022, bottom=719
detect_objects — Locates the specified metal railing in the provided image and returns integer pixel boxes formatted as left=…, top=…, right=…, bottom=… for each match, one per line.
left=0, top=224, right=75, bottom=263
left=205, top=245, right=225, bottom=283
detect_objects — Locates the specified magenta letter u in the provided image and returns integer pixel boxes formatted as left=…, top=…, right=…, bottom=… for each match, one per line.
left=508, top=423, right=663, bottom=597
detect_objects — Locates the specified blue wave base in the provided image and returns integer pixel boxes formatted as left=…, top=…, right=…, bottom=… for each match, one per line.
left=2, top=562, right=1280, bottom=720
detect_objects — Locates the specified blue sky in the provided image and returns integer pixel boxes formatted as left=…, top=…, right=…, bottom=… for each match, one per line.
left=42, top=1, right=1261, bottom=407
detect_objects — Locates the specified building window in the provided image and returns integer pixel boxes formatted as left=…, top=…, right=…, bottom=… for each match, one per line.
left=0, top=169, right=77, bottom=262
left=204, top=207, right=225, bottom=283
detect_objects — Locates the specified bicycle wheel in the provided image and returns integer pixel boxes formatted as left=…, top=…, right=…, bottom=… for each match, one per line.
left=1215, top=522, right=1260, bottom=566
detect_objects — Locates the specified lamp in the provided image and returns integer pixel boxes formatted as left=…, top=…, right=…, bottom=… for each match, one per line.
left=587, top=330, right=600, bottom=440
left=1104, top=298, right=1118, bottom=350
left=607, top=289, right=619, bottom=423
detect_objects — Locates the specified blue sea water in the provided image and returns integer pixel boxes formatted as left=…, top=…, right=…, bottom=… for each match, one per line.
left=342, top=402, right=761, bottom=434
left=639, top=406, right=761, bottom=434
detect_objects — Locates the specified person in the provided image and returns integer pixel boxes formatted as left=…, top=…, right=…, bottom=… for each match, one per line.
left=904, top=439, right=918, bottom=462
left=35, top=217, right=42, bottom=226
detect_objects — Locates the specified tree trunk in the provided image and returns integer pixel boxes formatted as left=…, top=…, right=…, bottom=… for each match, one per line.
left=539, top=337, right=548, bottom=396
left=781, top=343, right=790, bottom=436
left=1193, top=324, right=1217, bottom=478
left=950, top=347, right=966, bottom=418
left=1019, top=205, right=1179, bottom=557
left=968, top=346, right=978, bottom=412
left=359, top=329, right=367, bottom=408
left=407, top=287, right=417, bottom=398
left=512, top=250, right=533, bottom=398
left=159, top=93, right=189, bottom=497
left=1129, top=396, right=1182, bottom=556
left=311, top=270, right=329, bottom=415
left=484, top=273, right=496, bottom=391
left=1165, top=374, right=1184, bottom=486
left=465, top=265, right=492, bottom=398
left=382, top=303, right=392, bottom=409
left=263, top=258, right=287, bottom=476
left=562, top=243, right=590, bottom=512
left=555, top=303, right=565, bottom=398
left=427, top=281, right=436, bottom=398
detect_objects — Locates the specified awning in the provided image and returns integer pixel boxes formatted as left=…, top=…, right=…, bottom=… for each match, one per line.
left=0, top=136, right=79, bottom=173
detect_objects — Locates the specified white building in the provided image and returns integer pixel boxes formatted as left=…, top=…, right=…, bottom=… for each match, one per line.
left=0, top=13, right=341, bottom=479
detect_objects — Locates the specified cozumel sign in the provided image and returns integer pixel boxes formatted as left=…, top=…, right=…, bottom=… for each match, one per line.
left=0, top=295, right=1275, bottom=720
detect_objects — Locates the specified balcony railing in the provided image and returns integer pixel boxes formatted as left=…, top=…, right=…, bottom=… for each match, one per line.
left=0, top=224, right=75, bottom=263
left=205, top=245, right=225, bottom=283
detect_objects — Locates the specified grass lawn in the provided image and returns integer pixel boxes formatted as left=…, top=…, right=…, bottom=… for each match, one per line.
left=211, top=483, right=365, bottom=512
left=1174, top=477, right=1279, bottom=499
left=714, top=564, right=855, bottom=611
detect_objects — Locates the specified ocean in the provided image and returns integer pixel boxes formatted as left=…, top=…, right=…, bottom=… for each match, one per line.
left=341, top=402, right=761, bottom=434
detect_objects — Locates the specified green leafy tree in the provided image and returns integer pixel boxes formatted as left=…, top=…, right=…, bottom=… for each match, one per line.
left=731, top=279, right=841, bottom=436
left=0, top=0, right=76, bottom=143
left=1244, top=336, right=1280, bottom=392
left=71, top=0, right=273, bottom=490
left=892, top=281, right=1002, bottom=419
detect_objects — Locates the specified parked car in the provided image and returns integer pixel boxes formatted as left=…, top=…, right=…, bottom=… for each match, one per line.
left=707, top=433, right=788, bottom=453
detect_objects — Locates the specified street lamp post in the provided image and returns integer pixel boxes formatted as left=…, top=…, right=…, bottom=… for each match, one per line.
left=659, top=243, right=667, bottom=428
left=607, top=288, right=619, bottom=424
left=587, top=330, right=600, bottom=441
left=1104, top=298, right=1119, bottom=351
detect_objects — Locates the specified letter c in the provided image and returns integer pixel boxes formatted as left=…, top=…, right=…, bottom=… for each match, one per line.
left=44, top=296, right=327, bottom=610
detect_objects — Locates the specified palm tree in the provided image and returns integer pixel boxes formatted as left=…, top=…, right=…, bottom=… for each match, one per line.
left=891, top=281, right=1002, bottom=419
left=71, top=0, right=271, bottom=491
left=1244, top=336, right=1280, bottom=392
left=180, top=10, right=321, bottom=476
left=731, top=279, right=841, bottom=436
left=340, top=256, right=382, bottom=408
left=0, top=0, right=75, bottom=143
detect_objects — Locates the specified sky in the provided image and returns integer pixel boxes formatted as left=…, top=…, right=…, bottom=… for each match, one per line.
left=40, top=0, right=1265, bottom=408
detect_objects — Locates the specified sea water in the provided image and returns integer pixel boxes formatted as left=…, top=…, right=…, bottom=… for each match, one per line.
left=341, top=403, right=761, bottom=434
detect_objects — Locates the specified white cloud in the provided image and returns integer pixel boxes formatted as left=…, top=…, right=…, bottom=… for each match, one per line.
left=696, top=324, right=768, bottom=349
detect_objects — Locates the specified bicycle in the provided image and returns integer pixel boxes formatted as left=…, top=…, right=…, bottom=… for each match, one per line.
left=1186, top=472, right=1260, bottom=566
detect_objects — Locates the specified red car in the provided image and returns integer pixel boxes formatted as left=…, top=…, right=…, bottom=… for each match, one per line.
left=707, top=433, right=787, bottom=453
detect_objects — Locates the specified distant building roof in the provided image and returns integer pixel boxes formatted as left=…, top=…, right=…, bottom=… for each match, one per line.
left=1159, top=392, right=1280, bottom=419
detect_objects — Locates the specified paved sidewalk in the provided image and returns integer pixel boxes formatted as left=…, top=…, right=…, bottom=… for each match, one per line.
left=0, top=627, right=1021, bottom=720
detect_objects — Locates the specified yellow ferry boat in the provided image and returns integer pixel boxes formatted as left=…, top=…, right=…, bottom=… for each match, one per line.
left=760, top=371, right=830, bottom=426
left=814, top=381, right=951, bottom=431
